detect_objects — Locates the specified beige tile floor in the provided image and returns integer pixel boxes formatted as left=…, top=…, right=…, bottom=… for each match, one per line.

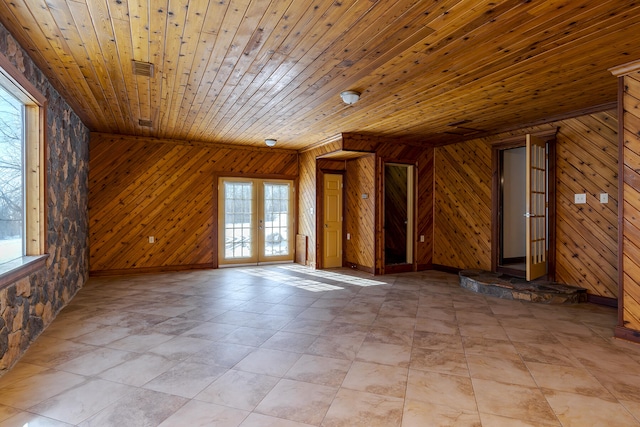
left=1, top=265, right=640, bottom=426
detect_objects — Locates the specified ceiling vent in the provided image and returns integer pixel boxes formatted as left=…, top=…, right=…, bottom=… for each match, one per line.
left=445, top=119, right=483, bottom=135
left=138, top=119, right=153, bottom=127
left=132, top=60, right=154, bottom=77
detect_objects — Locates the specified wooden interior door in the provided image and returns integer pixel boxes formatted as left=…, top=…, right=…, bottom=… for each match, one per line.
left=525, top=134, right=547, bottom=280
left=323, top=173, right=343, bottom=268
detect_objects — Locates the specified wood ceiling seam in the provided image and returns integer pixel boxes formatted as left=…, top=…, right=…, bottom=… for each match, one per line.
left=148, top=0, right=170, bottom=136
left=47, top=0, right=121, bottom=129
left=156, top=0, right=192, bottom=138
left=189, top=0, right=307, bottom=139
left=163, top=0, right=209, bottom=136
left=298, top=4, right=636, bottom=140
left=191, top=0, right=356, bottom=141
left=180, top=0, right=254, bottom=139
left=171, top=0, right=239, bottom=137
left=127, top=0, right=152, bottom=128
left=208, top=0, right=401, bottom=142
left=84, top=0, right=137, bottom=132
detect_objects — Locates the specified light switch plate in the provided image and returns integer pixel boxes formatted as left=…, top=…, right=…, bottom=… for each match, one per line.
left=600, top=193, right=608, bottom=203
left=574, top=193, right=586, bottom=204
left=148, top=236, right=155, bottom=243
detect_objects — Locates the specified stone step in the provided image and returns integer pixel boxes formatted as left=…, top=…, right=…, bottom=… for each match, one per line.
left=459, top=269, right=588, bottom=304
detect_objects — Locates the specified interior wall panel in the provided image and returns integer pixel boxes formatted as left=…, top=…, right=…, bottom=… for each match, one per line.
left=433, top=110, right=618, bottom=298
left=618, top=68, right=640, bottom=333
left=433, top=139, right=493, bottom=271
left=345, top=155, right=375, bottom=270
left=297, top=139, right=343, bottom=268
left=89, top=133, right=298, bottom=274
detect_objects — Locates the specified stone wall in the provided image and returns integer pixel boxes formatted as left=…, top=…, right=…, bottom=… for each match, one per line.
left=0, top=22, right=89, bottom=372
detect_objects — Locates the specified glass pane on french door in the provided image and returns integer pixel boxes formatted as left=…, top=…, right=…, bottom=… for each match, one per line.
left=263, top=182, right=290, bottom=257
left=223, top=181, right=254, bottom=260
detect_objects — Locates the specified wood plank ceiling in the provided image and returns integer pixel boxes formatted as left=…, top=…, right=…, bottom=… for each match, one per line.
left=1, top=0, right=639, bottom=149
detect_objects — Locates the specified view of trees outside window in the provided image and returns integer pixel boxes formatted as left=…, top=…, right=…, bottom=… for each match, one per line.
left=263, top=183, right=289, bottom=256
left=0, top=85, right=23, bottom=264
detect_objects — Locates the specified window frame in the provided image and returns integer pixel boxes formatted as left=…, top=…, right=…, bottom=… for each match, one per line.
left=0, top=51, right=48, bottom=289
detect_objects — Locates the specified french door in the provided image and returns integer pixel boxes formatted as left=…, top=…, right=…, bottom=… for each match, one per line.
left=218, top=177, right=294, bottom=265
left=525, top=134, right=547, bottom=280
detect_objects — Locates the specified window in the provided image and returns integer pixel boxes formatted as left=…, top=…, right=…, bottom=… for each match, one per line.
left=0, top=83, right=24, bottom=264
left=0, top=53, right=46, bottom=284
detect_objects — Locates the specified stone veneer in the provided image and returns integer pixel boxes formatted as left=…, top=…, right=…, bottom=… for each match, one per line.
left=0, top=22, right=89, bottom=372
left=459, top=270, right=588, bottom=304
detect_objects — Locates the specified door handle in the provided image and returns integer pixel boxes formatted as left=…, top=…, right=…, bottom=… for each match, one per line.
left=524, top=213, right=532, bottom=217
left=325, top=224, right=328, bottom=228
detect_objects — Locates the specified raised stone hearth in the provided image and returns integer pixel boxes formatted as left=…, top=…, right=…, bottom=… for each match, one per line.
left=459, top=269, right=587, bottom=304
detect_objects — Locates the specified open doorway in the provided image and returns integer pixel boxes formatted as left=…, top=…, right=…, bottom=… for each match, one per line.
left=492, top=132, right=556, bottom=280
left=500, top=147, right=527, bottom=272
left=384, top=163, right=415, bottom=273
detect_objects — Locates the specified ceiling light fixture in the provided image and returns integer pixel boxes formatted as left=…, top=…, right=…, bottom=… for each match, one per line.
left=340, top=90, right=360, bottom=105
left=265, top=138, right=277, bottom=147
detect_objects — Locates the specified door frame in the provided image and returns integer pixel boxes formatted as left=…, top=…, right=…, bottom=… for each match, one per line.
left=316, top=168, right=346, bottom=270
left=380, top=160, right=417, bottom=275
left=491, top=130, right=557, bottom=279
left=215, top=173, right=297, bottom=268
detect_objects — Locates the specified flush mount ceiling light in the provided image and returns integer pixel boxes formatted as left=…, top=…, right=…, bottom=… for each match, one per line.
left=265, top=138, right=277, bottom=147
left=340, top=90, right=360, bottom=105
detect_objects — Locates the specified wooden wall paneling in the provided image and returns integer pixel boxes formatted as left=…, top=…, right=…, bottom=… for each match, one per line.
left=619, top=68, right=640, bottom=334
left=433, top=139, right=492, bottom=271
left=91, top=147, right=216, bottom=271
left=432, top=110, right=619, bottom=292
left=297, top=138, right=343, bottom=268
left=345, top=155, right=375, bottom=271
left=89, top=144, right=203, bottom=246
left=554, top=111, right=619, bottom=297
left=416, top=148, right=434, bottom=270
left=89, top=133, right=298, bottom=274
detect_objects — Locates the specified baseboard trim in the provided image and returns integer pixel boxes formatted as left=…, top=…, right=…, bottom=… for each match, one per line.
left=346, top=262, right=375, bottom=274
left=89, top=263, right=214, bottom=277
left=615, top=326, right=640, bottom=344
left=587, top=294, right=618, bottom=308
left=416, top=263, right=433, bottom=271
left=432, top=264, right=463, bottom=274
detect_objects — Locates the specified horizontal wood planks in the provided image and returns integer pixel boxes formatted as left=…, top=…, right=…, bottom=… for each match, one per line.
left=433, top=110, right=619, bottom=297
left=89, top=133, right=297, bottom=274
